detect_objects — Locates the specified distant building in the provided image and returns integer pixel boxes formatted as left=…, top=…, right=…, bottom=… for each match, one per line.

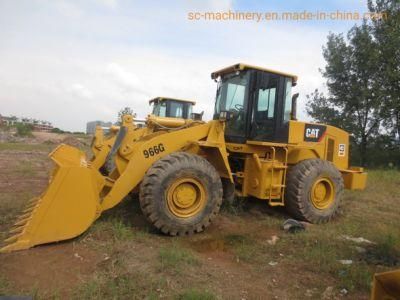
left=86, top=120, right=113, bottom=135
left=0, top=114, right=53, bottom=132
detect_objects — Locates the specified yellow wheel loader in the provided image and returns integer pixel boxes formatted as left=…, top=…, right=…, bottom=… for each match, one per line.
left=1, top=63, right=367, bottom=252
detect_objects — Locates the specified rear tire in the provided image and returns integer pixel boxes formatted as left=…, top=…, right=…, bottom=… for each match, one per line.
left=285, top=159, right=344, bottom=223
left=139, top=152, right=222, bottom=235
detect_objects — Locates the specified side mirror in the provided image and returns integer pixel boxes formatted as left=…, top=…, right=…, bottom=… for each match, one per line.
left=291, top=93, right=299, bottom=121
left=191, top=111, right=204, bottom=121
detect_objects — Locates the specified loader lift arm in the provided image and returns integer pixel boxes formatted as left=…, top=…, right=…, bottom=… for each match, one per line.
left=100, top=119, right=231, bottom=211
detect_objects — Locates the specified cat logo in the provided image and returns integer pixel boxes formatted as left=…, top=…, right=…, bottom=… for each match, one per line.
left=306, top=128, right=320, bottom=139
left=304, top=124, right=327, bottom=142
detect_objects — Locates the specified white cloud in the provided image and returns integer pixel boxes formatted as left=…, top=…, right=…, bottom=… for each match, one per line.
left=0, top=0, right=364, bottom=131
left=94, top=0, right=118, bottom=9
left=105, top=63, right=142, bottom=93
left=54, top=1, right=84, bottom=18
left=69, top=84, right=94, bottom=99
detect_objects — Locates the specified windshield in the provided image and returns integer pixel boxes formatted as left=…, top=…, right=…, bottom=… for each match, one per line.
left=214, top=71, right=250, bottom=138
left=169, top=101, right=184, bottom=118
left=152, top=101, right=167, bottom=117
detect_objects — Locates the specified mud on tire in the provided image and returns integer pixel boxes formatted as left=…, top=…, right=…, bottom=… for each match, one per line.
left=285, top=158, right=344, bottom=223
left=139, top=152, right=223, bottom=235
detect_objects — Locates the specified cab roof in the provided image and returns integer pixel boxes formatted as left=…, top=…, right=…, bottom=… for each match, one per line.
left=211, top=63, right=298, bottom=84
left=149, top=97, right=196, bottom=105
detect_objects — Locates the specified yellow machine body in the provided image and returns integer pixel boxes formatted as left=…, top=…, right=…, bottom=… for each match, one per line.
left=225, top=120, right=367, bottom=205
left=371, top=269, right=400, bottom=300
left=1, top=63, right=367, bottom=252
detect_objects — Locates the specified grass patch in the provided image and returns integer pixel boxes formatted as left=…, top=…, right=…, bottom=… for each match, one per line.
left=363, top=233, right=400, bottom=266
left=368, top=169, right=400, bottom=183
left=276, top=227, right=375, bottom=292
left=110, top=218, right=134, bottom=241
left=0, top=276, right=10, bottom=295
left=14, top=161, right=37, bottom=177
left=0, top=142, right=54, bottom=152
left=76, top=273, right=137, bottom=300
left=75, top=272, right=167, bottom=299
left=176, top=288, right=216, bottom=300
left=158, top=243, right=199, bottom=271
left=223, top=234, right=258, bottom=262
left=336, top=263, right=372, bottom=291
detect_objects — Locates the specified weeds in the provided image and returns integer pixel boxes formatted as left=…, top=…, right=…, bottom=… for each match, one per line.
left=15, top=161, right=36, bottom=177
left=176, top=288, right=216, bottom=300
left=76, top=272, right=168, bottom=299
left=364, top=233, right=399, bottom=266
left=0, top=276, right=10, bottom=295
left=223, top=234, right=257, bottom=262
left=76, top=273, right=137, bottom=299
left=158, top=243, right=199, bottom=271
left=111, top=219, right=134, bottom=241
left=337, top=263, right=372, bottom=291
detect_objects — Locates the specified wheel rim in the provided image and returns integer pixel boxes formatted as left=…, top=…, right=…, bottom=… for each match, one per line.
left=167, top=177, right=206, bottom=218
left=310, top=178, right=334, bottom=209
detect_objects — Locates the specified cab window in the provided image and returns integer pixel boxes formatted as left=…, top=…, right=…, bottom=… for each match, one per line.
left=256, top=86, right=276, bottom=120
left=169, top=101, right=184, bottom=118
left=153, top=101, right=167, bottom=117
left=283, top=79, right=292, bottom=123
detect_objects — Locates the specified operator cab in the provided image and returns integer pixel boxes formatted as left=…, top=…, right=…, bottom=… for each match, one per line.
left=212, top=63, right=298, bottom=144
left=149, top=97, right=196, bottom=120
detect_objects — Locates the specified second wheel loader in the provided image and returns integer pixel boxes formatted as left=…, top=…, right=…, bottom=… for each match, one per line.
left=1, top=63, right=367, bottom=252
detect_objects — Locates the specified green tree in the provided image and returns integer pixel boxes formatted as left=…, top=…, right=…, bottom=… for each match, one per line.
left=307, top=23, right=383, bottom=166
left=368, top=0, right=400, bottom=144
left=15, top=123, right=33, bottom=137
left=117, top=107, right=135, bottom=124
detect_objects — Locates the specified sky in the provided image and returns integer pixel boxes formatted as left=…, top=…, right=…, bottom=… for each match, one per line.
left=0, top=0, right=369, bottom=131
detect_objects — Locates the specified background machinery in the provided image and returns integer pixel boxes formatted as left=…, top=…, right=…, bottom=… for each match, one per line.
left=1, top=63, right=367, bottom=252
left=90, top=96, right=202, bottom=171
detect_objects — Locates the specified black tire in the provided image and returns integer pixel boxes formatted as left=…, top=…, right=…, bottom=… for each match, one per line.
left=285, top=159, right=344, bottom=223
left=139, top=152, right=223, bottom=235
left=222, top=178, right=235, bottom=204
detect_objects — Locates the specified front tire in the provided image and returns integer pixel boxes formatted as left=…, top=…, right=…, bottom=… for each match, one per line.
left=285, top=159, right=344, bottom=223
left=139, top=152, right=222, bottom=235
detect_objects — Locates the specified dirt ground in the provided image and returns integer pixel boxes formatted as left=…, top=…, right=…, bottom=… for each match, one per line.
left=0, top=142, right=399, bottom=299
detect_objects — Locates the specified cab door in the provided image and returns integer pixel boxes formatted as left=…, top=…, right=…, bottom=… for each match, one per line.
left=249, top=72, right=280, bottom=141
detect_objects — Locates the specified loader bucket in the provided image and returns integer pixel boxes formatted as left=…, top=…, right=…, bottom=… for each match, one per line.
left=371, top=269, right=400, bottom=300
left=0, top=144, right=105, bottom=252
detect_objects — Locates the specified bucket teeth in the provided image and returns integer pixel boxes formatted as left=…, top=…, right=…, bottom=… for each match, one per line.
left=23, top=207, right=35, bottom=214
left=4, top=233, right=23, bottom=243
left=1, top=198, right=40, bottom=252
left=24, top=205, right=39, bottom=213
left=8, top=226, right=25, bottom=235
left=14, top=218, right=31, bottom=227
left=17, top=213, right=32, bottom=221
left=26, top=200, right=39, bottom=208
left=27, top=197, right=39, bottom=205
